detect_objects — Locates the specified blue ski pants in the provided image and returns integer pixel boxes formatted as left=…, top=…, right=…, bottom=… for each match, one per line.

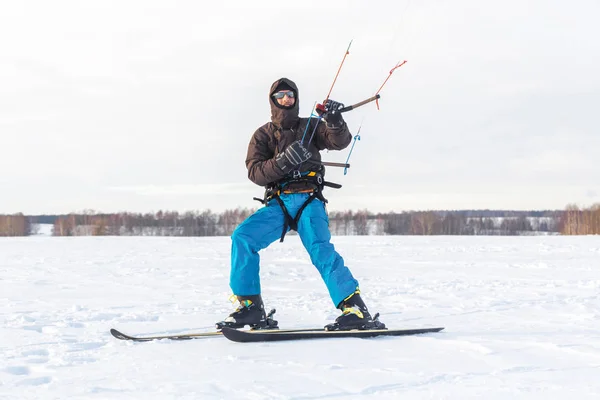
left=230, top=193, right=358, bottom=307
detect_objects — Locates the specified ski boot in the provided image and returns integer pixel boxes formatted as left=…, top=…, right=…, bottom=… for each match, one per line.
left=216, top=295, right=278, bottom=330
left=325, top=291, right=386, bottom=331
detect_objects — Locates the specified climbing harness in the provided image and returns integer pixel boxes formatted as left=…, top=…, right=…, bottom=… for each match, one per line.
left=253, top=169, right=341, bottom=242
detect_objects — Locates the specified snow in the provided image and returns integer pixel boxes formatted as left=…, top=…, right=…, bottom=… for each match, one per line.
left=1, top=235, right=599, bottom=399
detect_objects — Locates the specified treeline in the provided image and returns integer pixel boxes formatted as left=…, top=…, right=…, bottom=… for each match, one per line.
left=33, top=209, right=561, bottom=236
left=50, top=209, right=254, bottom=237
left=0, top=214, right=32, bottom=236
left=16, top=204, right=600, bottom=237
left=561, top=204, right=600, bottom=235
left=328, top=210, right=561, bottom=236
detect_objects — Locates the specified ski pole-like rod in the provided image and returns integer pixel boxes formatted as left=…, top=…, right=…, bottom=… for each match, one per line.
left=321, top=161, right=350, bottom=168
left=323, top=40, right=353, bottom=105
left=305, top=41, right=352, bottom=148
left=300, top=101, right=319, bottom=144
left=375, top=60, right=407, bottom=109
left=343, top=121, right=362, bottom=175
left=339, top=94, right=380, bottom=113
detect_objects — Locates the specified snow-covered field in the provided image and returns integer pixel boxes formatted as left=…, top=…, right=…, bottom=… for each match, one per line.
left=1, top=235, right=599, bottom=399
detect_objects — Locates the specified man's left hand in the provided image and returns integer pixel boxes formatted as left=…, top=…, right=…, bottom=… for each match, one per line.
left=323, top=99, right=345, bottom=127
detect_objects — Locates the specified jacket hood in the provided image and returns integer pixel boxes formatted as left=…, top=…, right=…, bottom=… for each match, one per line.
left=269, top=77, right=300, bottom=129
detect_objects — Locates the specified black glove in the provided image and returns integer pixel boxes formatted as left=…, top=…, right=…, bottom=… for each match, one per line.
left=323, top=99, right=345, bottom=127
left=275, top=140, right=312, bottom=173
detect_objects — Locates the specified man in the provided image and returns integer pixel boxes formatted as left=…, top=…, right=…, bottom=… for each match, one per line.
left=216, top=78, right=384, bottom=331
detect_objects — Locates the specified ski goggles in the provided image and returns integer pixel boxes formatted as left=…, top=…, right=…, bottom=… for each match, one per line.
left=272, top=90, right=295, bottom=99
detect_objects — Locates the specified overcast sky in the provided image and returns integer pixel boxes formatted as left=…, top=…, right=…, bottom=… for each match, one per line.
left=1, top=0, right=598, bottom=214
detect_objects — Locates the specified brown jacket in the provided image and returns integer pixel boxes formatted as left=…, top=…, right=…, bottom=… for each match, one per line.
left=246, top=78, right=352, bottom=188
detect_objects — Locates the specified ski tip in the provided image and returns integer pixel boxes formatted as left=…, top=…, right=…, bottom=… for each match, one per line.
left=110, top=328, right=130, bottom=340
left=220, top=327, right=251, bottom=343
left=110, top=328, right=152, bottom=341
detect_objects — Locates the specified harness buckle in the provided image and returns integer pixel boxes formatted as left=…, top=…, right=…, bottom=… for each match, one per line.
left=292, top=170, right=301, bottom=179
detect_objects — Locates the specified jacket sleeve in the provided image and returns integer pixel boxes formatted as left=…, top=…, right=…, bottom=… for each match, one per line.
left=312, top=120, right=352, bottom=151
left=246, top=127, right=287, bottom=187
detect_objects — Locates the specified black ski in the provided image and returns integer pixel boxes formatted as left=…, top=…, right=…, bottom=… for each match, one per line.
left=221, top=326, right=444, bottom=343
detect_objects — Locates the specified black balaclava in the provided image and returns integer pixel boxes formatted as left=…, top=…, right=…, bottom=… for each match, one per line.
left=269, top=78, right=300, bottom=130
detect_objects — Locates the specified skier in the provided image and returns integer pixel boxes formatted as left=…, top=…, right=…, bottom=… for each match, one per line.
left=216, top=78, right=385, bottom=331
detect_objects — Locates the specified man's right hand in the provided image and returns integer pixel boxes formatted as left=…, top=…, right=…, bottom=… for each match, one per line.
left=275, top=140, right=312, bottom=173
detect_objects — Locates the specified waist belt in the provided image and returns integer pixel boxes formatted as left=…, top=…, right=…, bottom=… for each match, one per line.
left=252, top=170, right=342, bottom=242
